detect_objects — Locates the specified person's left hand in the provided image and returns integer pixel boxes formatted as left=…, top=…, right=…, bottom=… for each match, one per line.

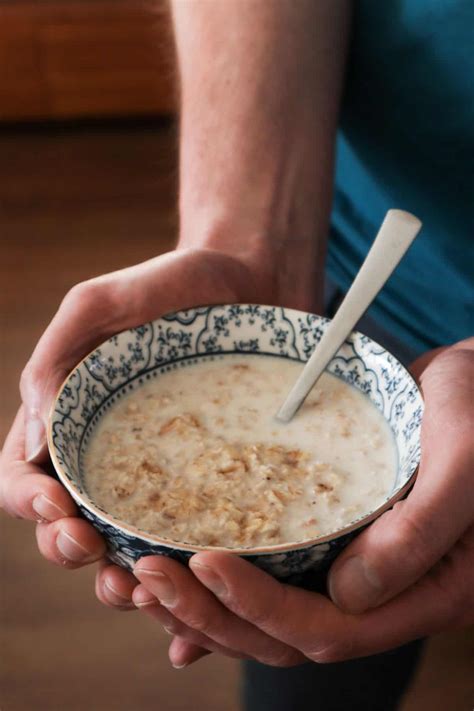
left=99, top=339, right=474, bottom=668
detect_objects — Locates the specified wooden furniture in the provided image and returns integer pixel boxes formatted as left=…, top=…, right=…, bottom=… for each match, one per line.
left=0, top=0, right=176, bottom=121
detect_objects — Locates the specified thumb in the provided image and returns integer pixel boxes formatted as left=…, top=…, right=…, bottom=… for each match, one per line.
left=328, top=348, right=474, bottom=614
left=20, top=248, right=257, bottom=463
left=19, top=252, right=197, bottom=462
left=327, top=491, right=465, bottom=615
left=20, top=279, right=119, bottom=463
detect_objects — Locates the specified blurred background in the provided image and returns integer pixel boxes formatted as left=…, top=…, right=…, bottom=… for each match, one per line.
left=0, top=2, right=472, bottom=709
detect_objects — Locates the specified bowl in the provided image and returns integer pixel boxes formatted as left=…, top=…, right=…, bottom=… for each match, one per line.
left=48, top=304, right=423, bottom=589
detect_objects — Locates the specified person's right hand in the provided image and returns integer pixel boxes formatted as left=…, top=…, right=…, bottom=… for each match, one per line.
left=0, top=246, right=275, bottom=607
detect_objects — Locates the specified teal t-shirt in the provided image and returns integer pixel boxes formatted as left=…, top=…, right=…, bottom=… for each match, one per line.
left=327, top=0, right=474, bottom=355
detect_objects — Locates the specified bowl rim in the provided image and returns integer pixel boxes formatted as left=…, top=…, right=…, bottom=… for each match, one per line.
left=47, top=303, right=423, bottom=556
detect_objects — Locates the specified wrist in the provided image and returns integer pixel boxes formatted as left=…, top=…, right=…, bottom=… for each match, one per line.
left=175, top=241, right=274, bottom=302
left=177, top=218, right=323, bottom=313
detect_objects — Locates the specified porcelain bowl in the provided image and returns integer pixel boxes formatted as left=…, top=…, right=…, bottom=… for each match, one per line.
left=48, top=304, right=423, bottom=589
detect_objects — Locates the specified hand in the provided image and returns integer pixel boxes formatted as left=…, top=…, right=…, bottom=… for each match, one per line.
left=131, top=339, right=474, bottom=668
left=0, top=247, right=274, bottom=600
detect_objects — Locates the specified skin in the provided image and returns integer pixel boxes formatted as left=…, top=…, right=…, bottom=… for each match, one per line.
left=130, top=342, right=474, bottom=668
left=1, top=331, right=473, bottom=670
left=0, top=0, right=472, bottom=672
left=0, top=248, right=276, bottom=560
left=2, top=0, right=347, bottom=613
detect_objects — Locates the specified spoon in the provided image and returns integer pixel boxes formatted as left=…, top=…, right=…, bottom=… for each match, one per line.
left=276, top=209, right=422, bottom=423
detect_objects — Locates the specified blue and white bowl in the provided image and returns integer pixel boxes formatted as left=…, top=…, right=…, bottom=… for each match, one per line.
left=48, top=304, right=423, bottom=590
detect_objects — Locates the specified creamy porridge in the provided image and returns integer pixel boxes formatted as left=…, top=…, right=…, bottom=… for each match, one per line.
left=83, top=355, right=396, bottom=547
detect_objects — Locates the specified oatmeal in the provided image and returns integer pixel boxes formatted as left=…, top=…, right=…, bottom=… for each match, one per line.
left=83, top=355, right=396, bottom=547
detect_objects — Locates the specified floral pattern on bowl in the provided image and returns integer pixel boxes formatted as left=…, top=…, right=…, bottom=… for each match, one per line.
left=48, top=304, right=423, bottom=588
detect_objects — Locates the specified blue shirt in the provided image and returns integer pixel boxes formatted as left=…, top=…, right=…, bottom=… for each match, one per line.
left=327, top=0, right=474, bottom=355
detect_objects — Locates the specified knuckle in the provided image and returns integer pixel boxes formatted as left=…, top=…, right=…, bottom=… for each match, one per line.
left=395, top=513, right=434, bottom=570
left=62, top=279, right=119, bottom=334
left=63, top=280, right=100, bottom=311
left=0, top=481, right=22, bottom=518
left=20, top=361, right=38, bottom=398
left=19, top=364, right=30, bottom=389
left=35, top=525, right=61, bottom=565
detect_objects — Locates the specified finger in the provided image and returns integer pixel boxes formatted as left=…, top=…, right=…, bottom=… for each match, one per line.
left=189, top=534, right=474, bottom=662
left=2, top=409, right=106, bottom=572
left=95, top=562, right=138, bottom=610
left=333, top=525, right=474, bottom=660
left=190, top=551, right=323, bottom=652
left=36, top=517, right=106, bottom=569
left=134, top=556, right=303, bottom=667
left=133, top=585, right=247, bottom=663
left=328, top=348, right=474, bottom=613
left=0, top=466, right=77, bottom=522
left=168, top=637, right=211, bottom=669
left=0, top=407, right=77, bottom=521
left=327, top=495, right=468, bottom=615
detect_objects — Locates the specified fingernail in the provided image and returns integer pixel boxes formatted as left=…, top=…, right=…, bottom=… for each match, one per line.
left=57, top=530, right=97, bottom=563
left=103, top=579, right=133, bottom=605
left=25, top=409, right=46, bottom=462
left=136, top=569, right=176, bottom=606
left=134, top=596, right=158, bottom=609
left=133, top=586, right=159, bottom=609
left=190, top=561, right=227, bottom=598
left=329, top=556, right=383, bottom=614
left=33, top=494, right=68, bottom=522
left=172, top=662, right=188, bottom=670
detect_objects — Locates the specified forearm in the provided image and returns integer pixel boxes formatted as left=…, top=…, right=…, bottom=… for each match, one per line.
left=170, top=0, right=350, bottom=309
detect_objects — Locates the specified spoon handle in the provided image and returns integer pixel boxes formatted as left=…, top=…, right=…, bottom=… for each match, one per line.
left=277, top=209, right=422, bottom=422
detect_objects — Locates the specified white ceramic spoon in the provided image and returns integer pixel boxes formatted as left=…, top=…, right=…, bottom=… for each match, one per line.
left=276, top=209, right=422, bottom=423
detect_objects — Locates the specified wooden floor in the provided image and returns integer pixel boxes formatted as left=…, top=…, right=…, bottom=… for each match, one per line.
left=0, top=122, right=472, bottom=711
